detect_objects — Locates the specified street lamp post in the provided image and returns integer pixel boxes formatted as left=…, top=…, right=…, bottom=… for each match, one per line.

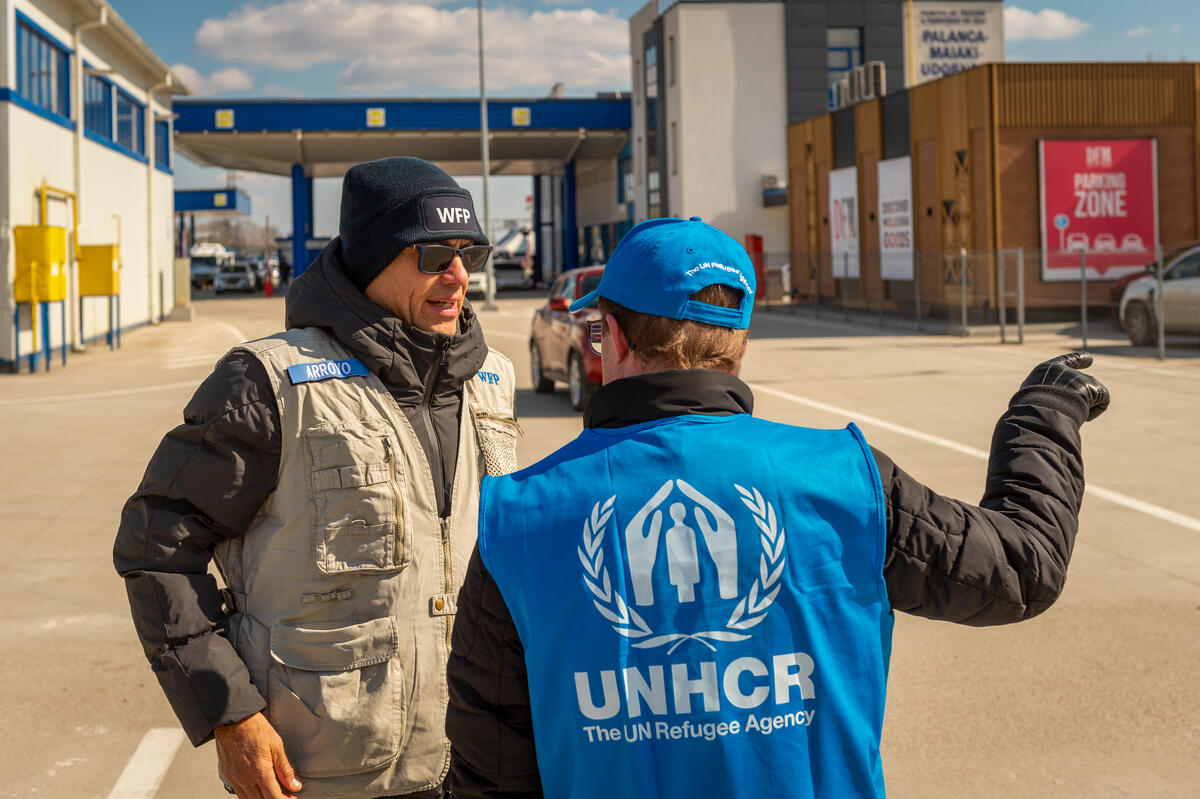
left=478, top=0, right=496, bottom=310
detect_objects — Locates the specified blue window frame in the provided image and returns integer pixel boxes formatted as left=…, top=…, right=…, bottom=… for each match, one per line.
left=155, top=119, right=171, bottom=170
left=15, top=14, right=71, bottom=121
left=116, top=89, right=144, bottom=154
left=84, top=73, right=112, bottom=138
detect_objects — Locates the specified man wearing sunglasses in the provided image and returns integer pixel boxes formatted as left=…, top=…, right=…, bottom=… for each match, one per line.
left=116, top=157, right=518, bottom=799
left=445, top=217, right=1108, bottom=798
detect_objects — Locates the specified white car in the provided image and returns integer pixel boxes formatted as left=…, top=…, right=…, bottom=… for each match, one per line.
left=1118, top=253, right=1200, bottom=345
left=467, top=270, right=493, bottom=299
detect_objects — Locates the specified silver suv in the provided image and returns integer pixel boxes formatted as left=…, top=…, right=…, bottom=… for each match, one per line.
left=1118, top=248, right=1200, bottom=345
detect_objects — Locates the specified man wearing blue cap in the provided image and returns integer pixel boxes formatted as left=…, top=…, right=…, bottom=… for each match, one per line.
left=445, top=217, right=1109, bottom=798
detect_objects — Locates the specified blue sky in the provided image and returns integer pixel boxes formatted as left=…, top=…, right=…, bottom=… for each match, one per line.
left=107, top=0, right=1200, bottom=237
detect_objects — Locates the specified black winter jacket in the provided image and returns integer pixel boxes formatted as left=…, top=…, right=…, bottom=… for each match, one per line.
left=113, top=240, right=488, bottom=745
left=445, top=368, right=1088, bottom=799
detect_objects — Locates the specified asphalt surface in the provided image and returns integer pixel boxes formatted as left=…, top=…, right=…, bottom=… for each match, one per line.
left=1, top=292, right=1197, bottom=798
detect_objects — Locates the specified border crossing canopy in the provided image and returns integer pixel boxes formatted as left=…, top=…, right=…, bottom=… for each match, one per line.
left=174, top=97, right=632, bottom=279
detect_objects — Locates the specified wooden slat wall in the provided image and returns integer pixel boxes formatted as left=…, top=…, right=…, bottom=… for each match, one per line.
left=998, top=63, right=1196, bottom=127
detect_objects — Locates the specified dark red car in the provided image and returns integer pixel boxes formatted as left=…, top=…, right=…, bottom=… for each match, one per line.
left=529, top=265, right=604, bottom=410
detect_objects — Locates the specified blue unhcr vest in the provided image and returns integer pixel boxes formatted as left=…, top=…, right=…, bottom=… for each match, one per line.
left=479, top=413, right=893, bottom=799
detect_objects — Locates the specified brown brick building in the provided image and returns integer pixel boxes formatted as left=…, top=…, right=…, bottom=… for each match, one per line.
left=786, top=63, right=1200, bottom=317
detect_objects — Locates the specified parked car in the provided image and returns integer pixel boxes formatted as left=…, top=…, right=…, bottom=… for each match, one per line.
left=214, top=262, right=262, bottom=294
left=492, top=228, right=535, bottom=290
left=1108, top=242, right=1200, bottom=315
left=466, top=229, right=535, bottom=297
left=189, top=242, right=233, bottom=290
left=529, top=265, right=604, bottom=410
left=1118, top=251, right=1200, bottom=345
left=466, top=269, right=492, bottom=299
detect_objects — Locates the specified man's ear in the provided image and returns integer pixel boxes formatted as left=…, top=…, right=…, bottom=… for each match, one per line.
left=606, top=313, right=632, bottom=362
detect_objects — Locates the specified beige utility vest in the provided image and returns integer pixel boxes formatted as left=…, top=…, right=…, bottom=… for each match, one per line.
left=214, top=328, right=517, bottom=799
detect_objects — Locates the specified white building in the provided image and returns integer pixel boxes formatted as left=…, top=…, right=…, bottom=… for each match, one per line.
left=629, top=0, right=791, bottom=258
left=1, top=0, right=186, bottom=371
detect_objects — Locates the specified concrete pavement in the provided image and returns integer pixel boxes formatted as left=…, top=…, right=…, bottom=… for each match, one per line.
left=0, top=293, right=1197, bottom=798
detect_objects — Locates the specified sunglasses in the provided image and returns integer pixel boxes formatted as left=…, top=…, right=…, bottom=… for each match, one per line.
left=413, top=244, right=493, bottom=274
left=586, top=320, right=604, bottom=356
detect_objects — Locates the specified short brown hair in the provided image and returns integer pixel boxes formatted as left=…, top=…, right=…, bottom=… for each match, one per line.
left=599, top=284, right=749, bottom=372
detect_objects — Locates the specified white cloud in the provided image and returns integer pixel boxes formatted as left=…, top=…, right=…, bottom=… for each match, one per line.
left=1170, top=24, right=1182, bottom=34
left=1126, top=25, right=1152, bottom=38
left=171, top=63, right=253, bottom=96
left=261, top=84, right=305, bottom=98
left=193, top=1, right=630, bottom=93
left=1004, top=7, right=1092, bottom=41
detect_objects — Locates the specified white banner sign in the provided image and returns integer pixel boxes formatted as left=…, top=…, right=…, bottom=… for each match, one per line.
left=911, top=1, right=1005, bottom=86
left=829, top=166, right=860, bottom=279
left=877, top=157, right=915, bottom=281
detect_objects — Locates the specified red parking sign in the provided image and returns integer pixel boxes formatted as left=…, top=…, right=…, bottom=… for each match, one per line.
left=1038, top=139, right=1158, bottom=281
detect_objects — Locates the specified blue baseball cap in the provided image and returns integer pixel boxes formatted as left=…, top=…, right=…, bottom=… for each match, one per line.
left=568, top=217, right=756, bottom=329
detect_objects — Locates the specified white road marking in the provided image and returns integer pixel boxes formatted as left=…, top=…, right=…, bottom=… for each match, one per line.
left=485, top=330, right=530, bottom=342
left=748, top=381, right=1200, bottom=534
left=106, top=728, right=186, bottom=799
left=0, top=381, right=202, bottom=407
left=209, top=320, right=248, bottom=343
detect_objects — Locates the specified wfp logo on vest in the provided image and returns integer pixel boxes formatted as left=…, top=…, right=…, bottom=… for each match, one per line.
left=578, top=479, right=787, bottom=653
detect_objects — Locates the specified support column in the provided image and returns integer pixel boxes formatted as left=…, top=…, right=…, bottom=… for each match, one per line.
left=563, top=161, right=578, bottom=272
left=291, top=164, right=311, bottom=278
left=532, top=175, right=544, bottom=285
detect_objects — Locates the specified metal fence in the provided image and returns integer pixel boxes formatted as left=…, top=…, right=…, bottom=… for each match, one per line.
left=757, top=248, right=1177, bottom=359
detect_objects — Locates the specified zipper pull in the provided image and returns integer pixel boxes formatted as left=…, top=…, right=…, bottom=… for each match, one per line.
left=441, top=517, right=451, bottom=540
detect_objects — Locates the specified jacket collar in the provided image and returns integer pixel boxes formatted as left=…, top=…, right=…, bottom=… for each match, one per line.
left=284, top=238, right=488, bottom=404
left=583, top=369, right=754, bottom=430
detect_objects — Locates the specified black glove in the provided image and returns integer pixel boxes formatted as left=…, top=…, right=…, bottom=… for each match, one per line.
left=1010, top=352, right=1110, bottom=424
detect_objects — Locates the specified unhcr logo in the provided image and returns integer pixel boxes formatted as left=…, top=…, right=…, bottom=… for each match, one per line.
left=578, top=480, right=787, bottom=653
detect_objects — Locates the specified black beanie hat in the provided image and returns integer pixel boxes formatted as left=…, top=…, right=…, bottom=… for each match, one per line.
left=338, top=156, right=488, bottom=292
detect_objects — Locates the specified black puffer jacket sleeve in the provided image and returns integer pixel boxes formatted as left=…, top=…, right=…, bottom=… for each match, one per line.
left=447, top=548, right=543, bottom=799
left=113, top=350, right=281, bottom=746
left=877, top=398, right=1084, bottom=624
left=445, top=396, right=1087, bottom=798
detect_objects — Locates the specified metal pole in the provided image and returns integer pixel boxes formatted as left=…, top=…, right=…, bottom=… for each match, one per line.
left=478, top=0, right=496, bottom=311
left=13, top=305, right=20, bottom=372
left=959, top=248, right=968, bottom=335
left=1017, top=247, right=1025, bottom=344
left=812, top=252, right=820, bottom=318
left=842, top=252, right=849, bottom=321
left=1155, top=242, right=1166, bottom=359
left=998, top=250, right=1007, bottom=344
left=42, top=301, right=51, bottom=371
left=915, top=251, right=923, bottom=331
left=61, top=300, right=66, bottom=365
left=877, top=252, right=884, bottom=327
left=1079, top=249, right=1088, bottom=350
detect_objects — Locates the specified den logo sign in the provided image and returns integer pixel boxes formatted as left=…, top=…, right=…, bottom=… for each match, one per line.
left=1038, top=139, right=1159, bottom=282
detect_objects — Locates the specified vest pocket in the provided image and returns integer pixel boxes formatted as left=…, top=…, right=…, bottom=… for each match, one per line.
left=305, top=420, right=410, bottom=574
left=268, top=617, right=403, bottom=778
left=472, top=411, right=520, bottom=476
